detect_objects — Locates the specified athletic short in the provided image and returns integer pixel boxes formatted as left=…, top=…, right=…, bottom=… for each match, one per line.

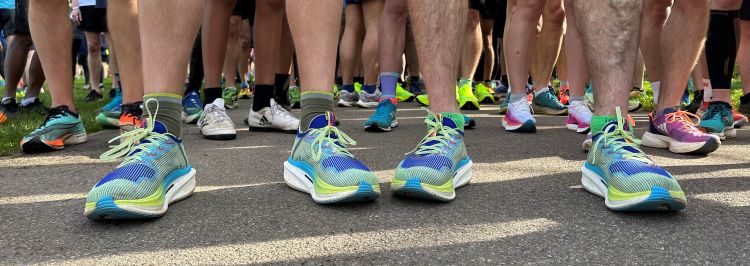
left=0, top=8, right=14, bottom=35
left=78, top=6, right=107, bottom=32
left=346, top=0, right=362, bottom=5
left=469, top=0, right=496, bottom=19
left=12, top=0, right=29, bottom=34
left=233, top=0, right=256, bottom=21
left=741, top=0, right=750, bottom=21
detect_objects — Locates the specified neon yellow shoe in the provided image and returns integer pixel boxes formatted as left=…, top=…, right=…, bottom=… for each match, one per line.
left=354, top=82, right=362, bottom=93
left=396, top=82, right=415, bottom=102
left=474, top=83, right=495, bottom=104
left=415, top=94, right=430, bottom=106
left=457, top=84, right=480, bottom=110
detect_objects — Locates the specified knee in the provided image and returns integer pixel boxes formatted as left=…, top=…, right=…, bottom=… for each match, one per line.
left=384, top=1, right=408, bottom=19
left=87, top=40, right=102, bottom=53
left=543, top=6, right=565, bottom=26
left=467, top=10, right=481, bottom=27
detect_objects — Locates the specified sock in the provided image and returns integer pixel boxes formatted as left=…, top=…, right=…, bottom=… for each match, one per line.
left=353, top=76, right=364, bottom=85
left=458, top=78, right=472, bottom=88
left=204, top=87, right=222, bottom=107
left=362, top=84, right=377, bottom=94
left=501, top=75, right=508, bottom=85
left=570, top=95, right=585, bottom=103
left=21, top=97, right=37, bottom=106
left=253, top=84, right=274, bottom=111
left=509, top=91, right=527, bottom=103
left=274, top=73, right=291, bottom=104
left=342, top=84, right=355, bottom=93
left=379, top=72, right=399, bottom=99
left=650, top=81, right=660, bottom=104
left=300, top=91, right=334, bottom=131
left=591, top=115, right=618, bottom=134
left=534, top=86, right=550, bottom=96
left=740, top=93, right=750, bottom=105
left=144, top=93, right=183, bottom=138
left=703, top=79, right=713, bottom=101
left=410, top=75, right=420, bottom=83
left=440, top=112, right=465, bottom=131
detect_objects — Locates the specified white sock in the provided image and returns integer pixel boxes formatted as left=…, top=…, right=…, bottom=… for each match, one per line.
left=21, top=97, right=37, bottom=106
left=534, top=86, right=549, bottom=96
left=703, top=79, right=713, bottom=102
left=651, top=81, right=660, bottom=104
left=1, top=96, right=11, bottom=103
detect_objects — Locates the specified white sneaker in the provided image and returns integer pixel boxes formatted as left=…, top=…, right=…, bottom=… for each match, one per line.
left=337, top=90, right=359, bottom=107
left=197, top=98, right=237, bottom=140
left=247, top=98, right=299, bottom=133
left=356, top=89, right=381, bottom=108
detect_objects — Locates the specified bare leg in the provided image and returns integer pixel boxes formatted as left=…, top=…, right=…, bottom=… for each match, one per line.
left=480, top=18, right=495, bottom=81
left=405, top=21, right=420, bottom=76
left=379, top=0, right=407, bottom=74
left=238, top=19, right=252, bottom=86
left=84, top=31, right=103, bottom=93
left=339, top=4, right=364, bottom=86
left=741, top=20, right=750, bottom=94
left=460, top=9, right=482, bottom=79
left=222, top=15, right=243, bottom=88
left=107, top=0, right=143, bottom=104
left=276, top=14, right=294, bottom=76
left=361, top=0, right=384, bottom=85
left=25, top=52, right=45, bottom=100
left=254, top=0, right=284, bottom=110
left=28, top=0, right=75, bottom=110
left=531, top=0, right=564, bottom=90
left=286, top=0, right=341, bottom=93
left=105, top=33, right=118, bottom=89
left=202, top=0, right=235, bottom=88
left=409, top=0, right=466, bottom=113
left=2, top=34, right=32, bottom=100
left=639, top=0, right=671, bottom=85
left=505, top=0, right=544, bottom=94
left=632, top=51, right=644, bottom=90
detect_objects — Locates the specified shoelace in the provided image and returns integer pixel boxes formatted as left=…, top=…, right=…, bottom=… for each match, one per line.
left=204, top=105, right=231, bottom=124
left=309, top=122, right=357, bottom=160
left=100, top=98, right=170, bottom=163
left=510, top=98, right=534, bottom=115
left=665, top=111, right=701, bottom=132
left=590, top=107, right=651, bottom=164
left=414, top=109, right=460, bottom=156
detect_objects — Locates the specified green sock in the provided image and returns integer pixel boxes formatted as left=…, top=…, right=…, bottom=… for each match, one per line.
left=144, top=93, right=183, bottom=138
left=590, top=115, right=618, bottom=134
left=300, top=91, right=334, bottom=131
left=439, top=112, right=465, bottom=131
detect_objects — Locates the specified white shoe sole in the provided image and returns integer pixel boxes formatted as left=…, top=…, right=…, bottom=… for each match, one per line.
left=283, top=161, right=380, bottom=204
left=641, top=131, right=720, bottom=154
left=356, top=100, right=379, bottom=108
left=391, top=160, right=473, bottom=201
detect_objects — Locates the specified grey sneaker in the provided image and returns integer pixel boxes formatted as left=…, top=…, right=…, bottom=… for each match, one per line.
left=337, top=90, right=360, bottom=107
left=356, top=89, right=381, bottom=108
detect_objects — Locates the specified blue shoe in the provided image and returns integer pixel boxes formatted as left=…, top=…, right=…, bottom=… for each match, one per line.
left=96, top=90, right=122, bottom=127
left=364, top=98, right=398, bottom=132
left=182, top=90, right=203, bottom=124
left=531, top=87, right=567, bottom=115
left=284, top=112, right=380, bottom=204
left=85, top=100, right=196, bottom=219
left=392, top=112, right=472, bottom=201
left=582, top=108, right=686, bottom=212
left=699, top=101, right=735, bottom=140
left=21, top=105, right=87, bottom=153
left=408, top=79, right=426, bottom=95
left=463, top=115, right=476, bottom=129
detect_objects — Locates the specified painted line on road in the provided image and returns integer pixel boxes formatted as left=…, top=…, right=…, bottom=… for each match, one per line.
left=49, top=218, right=558, bottom=265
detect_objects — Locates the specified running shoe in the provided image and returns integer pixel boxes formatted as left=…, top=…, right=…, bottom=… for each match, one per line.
left=354, top=82, right=362, bottom=93
left=531, top=87, right=567, bottom=115
left=197, top=98, right=237, bottom=140
left=238, top=82, right=252, bottom=99
left=680, top=88, right=691, bottom=108
left=392, top=111, right=472, bottom=201
left=181, top=90, right=203, bottom=124
left=356, top=88, right=381, bottom=108
left=289, top=85, right=301, bottom=109
left=699, top=102, right=735, bottom=140
left=96, top=90, right=123, bottom=128
left=738, top=96, right=750, bottom=118
left=503, top=97, right=536, bottom=132
left=585, top=83, right=594, bottom=108
left=496, top=81, right=508, bottom=100
left=21, top=105, right=87, bottom=153
left=337, top=90, right=359, bottom=107
left=0, top=97, right=19, bottom=115
left=566, top=100, right=592, bottom=133
left=19, top=98, right=49, bottom=114
left=582, top=108, right=687, bottom=211
left=247, top=98, right=299, bottom=133
left=84, top=89, right=103, bottom=102
left=559, top=85, right=570, bottom=105
left=247, top=72, right=256, bottom=86
left=0, top=111, right=6, bottom=124
left=408, top=78, right=426, bottom=95
left=223, top=86, right=239, bottom=109
left=685, top=90, right=704, bottom=114
left=498, top=92, right=510, bottom=114
left=119, top=102, right=143, bottom=137
left=475, top=83, right=495, bottom=104
left=284, top=112, right=380, bottom=204
left=582, top=132, right=592, bottom=152
left=464, top=115, right=476, bottom=129
left=642, top=108, right=720, bottom=154
left=84, top=105, right=196, bottom=219
left=364, top=98, right=398, bottom=132
left=396, top=83, right=415, bottom=102
left=415, top=94, right=430, bottom=106
left=732, top=110, right=747, bottom=128
left=457, top=84, right=480, bottom=110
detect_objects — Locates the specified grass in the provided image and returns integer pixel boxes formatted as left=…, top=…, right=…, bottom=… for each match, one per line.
left=0, top=78, right=112, bottom=156
left=637, top=78, right=745, bottom=112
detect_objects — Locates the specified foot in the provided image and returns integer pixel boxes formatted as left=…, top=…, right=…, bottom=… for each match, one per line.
left=699, top=102, right=735, bottom=140
left=19, top=98, right=48, bottom=114
left=337, top=90, right=359, bottom=107
left=198, top=98, right=237, bottom=140
left=732, top=110, right=747, bottom=128
left=457, top=84, right=480, bottom=110
left=238, top=83, right=252, bottom=99
left=396, top=83, right=415, bottom=102
left=21, top=105, right=87, bottom=153
left=566, top=100, right=592, bottom=133
left=356, top=89, right=381, bottom=108
left=223, top=86, right=239, bottom=109
left=642, top=108, right=720, bottom=154
left=84, top=89, right=103, bottom=102
left=392, top=112, right=472, bottom=201
left=364, top=98, right=398, bottom=132
left=0, top=97, right=19, bottom=115
left=502, top=97, right=536, bottom=133
left=685, top=90, right=704, bottom=114
left=85, top=113, right=195, bottom=219
left=415, top=94, right=430, bottom=106
left=181, top=91, right=203, bottom=124
left=474, top=83, right=495, bottom=104
left=289, top=86, right=301, bottom=109
left=531, top=87, right=567, bottom=115
left=582, top=108, right=686, bottom=211
left=284, top=112, right=380, bottom=204
left=247, top=98, right=299, bottom=133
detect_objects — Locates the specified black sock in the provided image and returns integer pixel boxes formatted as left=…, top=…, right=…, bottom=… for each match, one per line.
left=335, top=76, right=343, bottom=86
left=410, top=75, right=420, bottom=83
left=741, top=93, right=750, bottom=105
left=253, top=84, right=274, bottom=111
left=274, top=73, right=291, bottom=105
left=501, top=75, right=508, bottom=85
left=354, top=76, right=364, bottom=84
left=204, top=87, right=222, bottom=106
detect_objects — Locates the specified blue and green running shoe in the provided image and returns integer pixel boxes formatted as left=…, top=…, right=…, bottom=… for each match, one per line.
left=181, top=90, right=203, bottom=124
left=531, top=87, right=567, bottom=115
left=284, top=112, right=380, bottom=204
left=582, top=108, right=686, bottom=212
left=85, top=101, right=196, bottom=219
left=21, top=105, right=87, bottom=153
left=96, top=89, right=122, bottom=128
left=392, top=111, right=472, bottom=201
left=699, top=101, right=735, bottom=140
left=365, top=98, right=398, bottom=132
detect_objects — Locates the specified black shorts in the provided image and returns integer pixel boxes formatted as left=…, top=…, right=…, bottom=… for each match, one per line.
left=346, top=0, right=362, bottom=5
left=469, top=0, right=496, bottom=19
left=233, top=0, right=256, bottom=21
left=12, top=0, right=29, bottom=34
left=78, top=6, right=107, bottom=32
left=741, top=0, right=750, bottom=21
left=0, top=8, right=14, bottom=35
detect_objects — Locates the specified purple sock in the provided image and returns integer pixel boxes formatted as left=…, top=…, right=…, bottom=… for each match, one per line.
left=379, top=72, right=399, bottom=99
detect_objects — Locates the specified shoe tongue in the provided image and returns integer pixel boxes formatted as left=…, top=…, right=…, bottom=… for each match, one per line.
left=598, top=120, right=640, bottom=153
left=210, top=98, right=226, bottom=111
left=308, top=112, right=335, bottom=129
left=433, top=112, right=465, bottom=131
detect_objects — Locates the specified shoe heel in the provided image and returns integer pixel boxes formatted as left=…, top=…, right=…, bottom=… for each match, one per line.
left=581, top=164, right=607, bottom=198
left=641, top=132, right=669, bottom=148
left=284, top=161, right=313, bottom=194
left=64, top=131, right=88, bottom=145
left=169, top=168, right=197, bottom=204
